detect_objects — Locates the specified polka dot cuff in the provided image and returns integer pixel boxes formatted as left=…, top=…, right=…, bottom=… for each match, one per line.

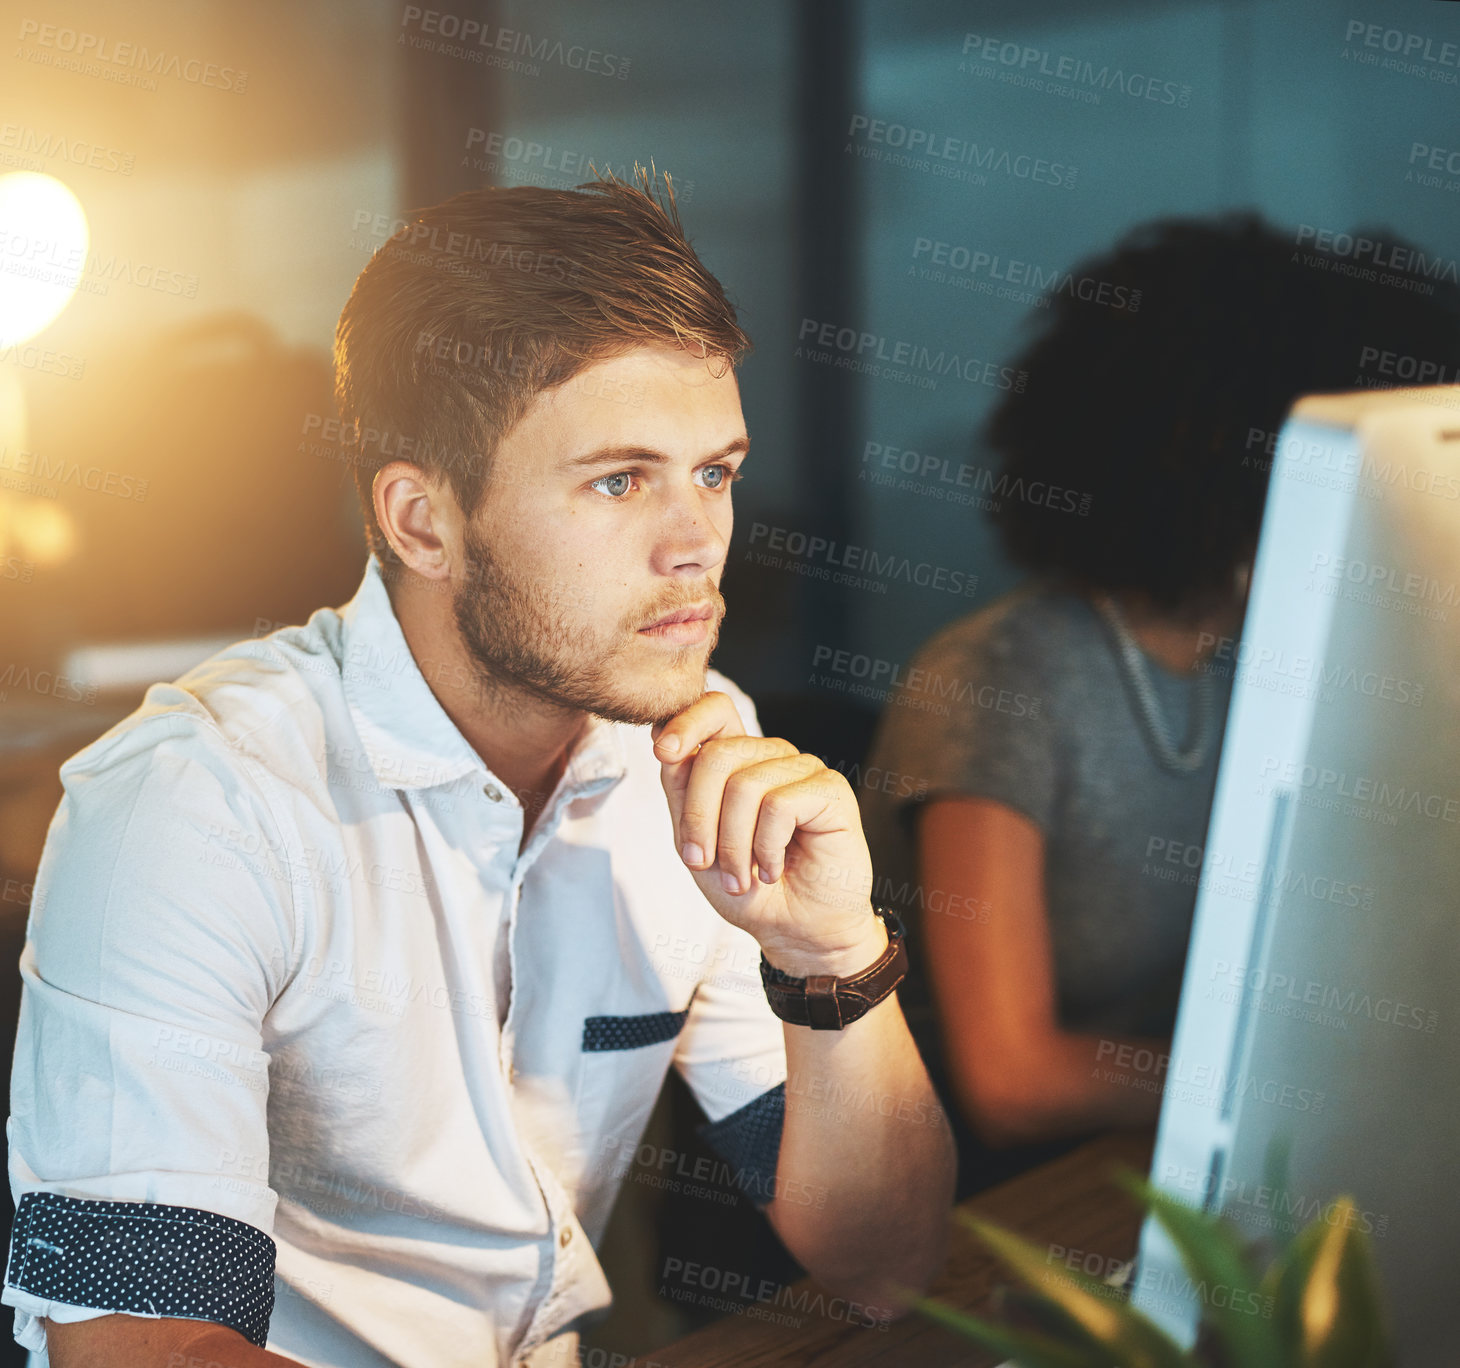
left=6, top=1192, right=276, bottom=1347
left=697, top=1082, right=785, bottom=1206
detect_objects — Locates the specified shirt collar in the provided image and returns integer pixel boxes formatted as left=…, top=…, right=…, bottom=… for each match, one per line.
left=339, top=554, right=628, bottom=798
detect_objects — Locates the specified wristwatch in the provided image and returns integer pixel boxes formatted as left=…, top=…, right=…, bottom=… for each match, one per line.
left=759, top=907, right=908, bottom=1030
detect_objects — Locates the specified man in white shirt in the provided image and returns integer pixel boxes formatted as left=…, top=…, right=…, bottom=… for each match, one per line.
left=4, top=172, right=955, bottom=1368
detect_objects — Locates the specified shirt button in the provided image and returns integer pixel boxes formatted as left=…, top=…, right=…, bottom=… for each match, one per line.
left=484, top=783, right=503, bottom=802
left=559, top=1227, right=573, bottom=1247
left=507, top=1063, right=517, bottom=1084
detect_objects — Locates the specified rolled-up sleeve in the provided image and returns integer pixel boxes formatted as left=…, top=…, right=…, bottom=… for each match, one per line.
left=672, top=922, right=788, bottom=1208
left=3, top=713, right=301, bottom=1356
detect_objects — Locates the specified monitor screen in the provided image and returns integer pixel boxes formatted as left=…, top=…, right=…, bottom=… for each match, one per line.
left=1133, top=385, right=1460, bottom=1366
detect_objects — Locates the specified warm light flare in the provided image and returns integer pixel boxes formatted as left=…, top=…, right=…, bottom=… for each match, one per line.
left=0, top=172, right=90, bottom=348
left=0, top=496, right=77, bottom=569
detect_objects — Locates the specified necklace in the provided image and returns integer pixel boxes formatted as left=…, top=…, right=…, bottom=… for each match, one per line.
left=1092, top=594, right=1217, bottom=774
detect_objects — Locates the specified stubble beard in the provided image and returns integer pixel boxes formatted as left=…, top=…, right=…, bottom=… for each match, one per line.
left=451, top=519, right=723, bottom=727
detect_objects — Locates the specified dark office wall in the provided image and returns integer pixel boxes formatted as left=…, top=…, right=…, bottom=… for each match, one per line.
left=850, top=0, right=1460, bottom=668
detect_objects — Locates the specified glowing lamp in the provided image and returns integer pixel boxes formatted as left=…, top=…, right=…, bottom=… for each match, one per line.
left=0, top=172, right=90, bottom=347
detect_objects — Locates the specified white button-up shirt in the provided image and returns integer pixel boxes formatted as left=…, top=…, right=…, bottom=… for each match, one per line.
left=4, top=553, right=789, bottom=1367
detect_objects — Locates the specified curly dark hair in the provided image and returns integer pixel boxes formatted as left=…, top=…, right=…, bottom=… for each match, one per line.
left=984, top=212, right=1460, bottom=615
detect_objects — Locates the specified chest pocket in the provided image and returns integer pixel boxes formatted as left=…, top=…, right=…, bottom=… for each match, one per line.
left=572, top=1001, right=695, bottom=1162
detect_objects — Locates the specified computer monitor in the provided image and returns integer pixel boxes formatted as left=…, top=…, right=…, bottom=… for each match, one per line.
left=1132, top=385, right=1460, bottom=1366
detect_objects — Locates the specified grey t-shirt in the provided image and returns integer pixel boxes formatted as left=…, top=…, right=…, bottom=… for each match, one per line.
left=858, top=583, right=1233, bottom=1051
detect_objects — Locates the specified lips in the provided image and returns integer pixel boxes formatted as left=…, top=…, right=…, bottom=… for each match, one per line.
left=642, top=604, right=714, bottom=630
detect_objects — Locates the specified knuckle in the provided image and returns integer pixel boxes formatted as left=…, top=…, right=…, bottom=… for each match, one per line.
left=758, top=792, right=792, bottom=825
left=723, top=770, right=759, bottom=802
left=799, top=757, right=831, bottom=785
left=681, top=803, right=712, bottom=829
left=699, top=737, right=734, bottom=768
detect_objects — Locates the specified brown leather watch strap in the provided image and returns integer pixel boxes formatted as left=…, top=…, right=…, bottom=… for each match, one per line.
left=759, top=908, right=908, bottom=1030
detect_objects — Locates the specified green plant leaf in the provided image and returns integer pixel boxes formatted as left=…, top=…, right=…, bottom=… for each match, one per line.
left=1292, top=1198, right=1392, bottom=1368
left=1262, top=1136, right=1295, bottom=1258
left=1265, top=1207, right=1328, bottom=1355
left=914, top=1296, right=1101, bottom=1368
left=1115, top=1168, right=1283, bottom=1368
left=958, top=1212, right=1192, bottom=1368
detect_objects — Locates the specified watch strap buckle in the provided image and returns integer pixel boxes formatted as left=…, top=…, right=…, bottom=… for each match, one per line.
left=803, top=975, right=844, bottom=1030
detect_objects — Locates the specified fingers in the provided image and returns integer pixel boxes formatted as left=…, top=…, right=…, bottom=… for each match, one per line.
left=677, top=738, right=802, bottom=883
left=651, top=691, right=858, bottom=898
left=744, top=764, right=841, bottom=889
left=654, top=690, right=751, bottom=827
left=652, top=690, right=747, bottom=758
left=707, top=750, right=827, bottom=893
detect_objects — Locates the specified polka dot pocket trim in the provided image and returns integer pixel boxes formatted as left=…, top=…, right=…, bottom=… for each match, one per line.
left=581, top=1007, right=692, bottom=1052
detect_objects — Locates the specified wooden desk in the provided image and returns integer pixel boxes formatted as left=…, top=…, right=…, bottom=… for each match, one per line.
left=652, top=1128, right=1155, bottom=1367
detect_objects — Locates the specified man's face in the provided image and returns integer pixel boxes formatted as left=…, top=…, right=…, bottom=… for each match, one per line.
left=450, top=344, right=747, bottom=727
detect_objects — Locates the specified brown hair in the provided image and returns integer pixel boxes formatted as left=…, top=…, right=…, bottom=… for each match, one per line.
left=332, top=166, right=752, bottom=567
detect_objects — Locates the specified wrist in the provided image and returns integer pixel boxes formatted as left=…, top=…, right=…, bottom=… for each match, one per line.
left=759, top=908, right=908, bottom=1031
left=759, top=911, right=889, bottom=980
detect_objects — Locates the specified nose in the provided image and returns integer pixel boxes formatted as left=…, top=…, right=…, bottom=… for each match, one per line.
left=650, top=477, right=729, bottom=577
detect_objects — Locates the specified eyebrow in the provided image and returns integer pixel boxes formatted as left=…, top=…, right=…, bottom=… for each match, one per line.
left=559, top=437, right=750, bottom=470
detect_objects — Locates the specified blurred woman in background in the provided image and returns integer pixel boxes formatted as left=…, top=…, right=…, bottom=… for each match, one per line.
left=858, top=213, right=1460, bottom=1197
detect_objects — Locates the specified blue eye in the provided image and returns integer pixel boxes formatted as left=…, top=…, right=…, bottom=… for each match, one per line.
left=592, top=472, right=634, bottom=498
left=589, top=465, right=743, bottom=500
left=701, top=464, right=744, bottom=489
